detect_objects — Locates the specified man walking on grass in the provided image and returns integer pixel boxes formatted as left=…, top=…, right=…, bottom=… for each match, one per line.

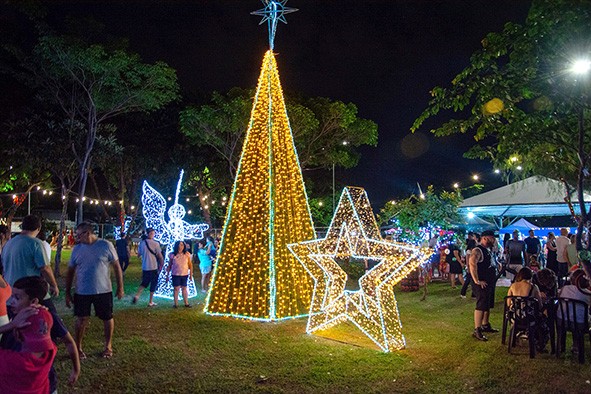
left=65, top=222, right=124, bottom=359
left=469, top=230, right=499, bottom=341
left=2, top=215, right=60, bottom=310
left=132, top=228, right=164, bottom=307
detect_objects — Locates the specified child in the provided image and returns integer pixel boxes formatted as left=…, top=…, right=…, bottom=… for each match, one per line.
left=529, top=255, right=540, bottom=273
left=197, top=239, right=213, bottom=293
left=167, top=241, right=193, bottom=308
left=0, top=306, right=57, bottom=393
left=1, top=276, right=81, bottom=391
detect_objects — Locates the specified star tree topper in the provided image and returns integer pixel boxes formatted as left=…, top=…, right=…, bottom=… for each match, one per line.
left=251, top=0, right=298, bottom=50
left=288, top=187, right=429, bottom=352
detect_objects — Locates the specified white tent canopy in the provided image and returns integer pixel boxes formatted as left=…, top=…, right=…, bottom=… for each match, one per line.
left=500, top=218, right=540, bottom=232
left=459, top=176, right=591, bottom=217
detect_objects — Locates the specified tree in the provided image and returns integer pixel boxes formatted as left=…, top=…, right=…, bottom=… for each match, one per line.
left=179, top=88, right=378, bottom=222
left=22, top=35, right=179, bottom=223
left=411, top=1, right=591, bottom=262
left=379, top=186, right=462, bottom=236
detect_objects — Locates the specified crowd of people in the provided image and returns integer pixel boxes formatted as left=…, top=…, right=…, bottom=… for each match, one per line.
left=430, top=227, right=591, bottom=350
left=0, top=215, right=218, bottom=393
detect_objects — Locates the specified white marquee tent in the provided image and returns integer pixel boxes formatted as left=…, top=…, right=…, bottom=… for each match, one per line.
left=459, top=176, right=591, bottom=218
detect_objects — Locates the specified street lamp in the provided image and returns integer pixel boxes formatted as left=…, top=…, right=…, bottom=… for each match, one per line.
left=571, top=59, right=591, bottom=75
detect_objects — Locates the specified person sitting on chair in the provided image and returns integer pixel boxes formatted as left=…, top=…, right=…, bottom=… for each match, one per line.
left=507, top=267, right=549, bottom=352
left=557, top=269, right=591, bottom=354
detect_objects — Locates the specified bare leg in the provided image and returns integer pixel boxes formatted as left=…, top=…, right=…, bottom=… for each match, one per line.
left=482, top=310, right=490, bottom=326
left=474, top=309, right=484, bottom=329
left=459, top=274, right=465, bottom=286
left=75, top=317, right=90, bottom=355
left=149, top=292, right=154, bottom=304
left=173, top=287, right=180, bottom=307
left=103, top=318, right=114, bottom=354
left=182, top=286, right=189, bottom=306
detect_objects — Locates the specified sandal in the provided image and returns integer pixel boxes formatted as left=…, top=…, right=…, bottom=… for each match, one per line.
left=148, top=302, right=158, bottom=307
left=102, top=350, right=113, bottom=359
left=78, top=350, right=87, bottom=360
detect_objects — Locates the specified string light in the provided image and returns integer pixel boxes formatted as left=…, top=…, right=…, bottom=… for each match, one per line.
left=142, top=170, right=209, bottom=299
left=204, top=50, right=316, bottom=321
left=288, top=187, right=429, bottom=352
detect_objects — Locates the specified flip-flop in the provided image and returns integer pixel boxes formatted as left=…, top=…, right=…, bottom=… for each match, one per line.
left=78, top=350, right=87, bottom=360
left=148, top=302, right=158, bottom=307
left=102, top=350, right=113, bottom=359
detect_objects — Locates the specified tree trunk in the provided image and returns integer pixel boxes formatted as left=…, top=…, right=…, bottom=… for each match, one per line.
left=77, top=113, right=98, bottom=224
left=198, top=186, right=212, bottom=227
left=54, top=184, right=69, bottom=278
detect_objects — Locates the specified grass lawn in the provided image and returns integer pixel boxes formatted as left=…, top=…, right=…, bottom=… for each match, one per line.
left=50, top=252, right=591, bottom=393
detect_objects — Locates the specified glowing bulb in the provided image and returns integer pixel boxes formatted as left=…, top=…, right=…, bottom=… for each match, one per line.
left=472, top=174, right=479, bottom=181
left=131, top=205, right=135, bottom=210
left=516, top=165, right=522, bottom=170
left=318, top=201, right=323, bottom=207
left=188, top=210, right=192, bottom=214
left=453, top=183, right=459, bottom=188
left=467, top=212, right=475, bottom=219
left=510, top=156, right=518, bottom=162
left=571, top=59, right=591, bottom=75
left=186, top=198, right=190, bottom=202
left=494, top=169, right=501, bottom=174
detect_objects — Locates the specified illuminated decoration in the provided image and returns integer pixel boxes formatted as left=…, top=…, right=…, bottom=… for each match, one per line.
left=288, top=187, right=430, bottom=352
left=251, top=0, right=298, bottom=50
left=204, top=50, right=316, bottom=321
left=113, top=216, right=132, bottom=240
left=142, top=170, right=209, bottom=299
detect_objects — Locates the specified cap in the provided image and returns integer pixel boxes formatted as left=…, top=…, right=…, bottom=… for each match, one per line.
left=481, top=230, right=495, bottom=237
left=513, top=229, right=519, bottom=234
left=146, top=228, right=155, bottom=234
left=19, top=308, right=55, bottom=353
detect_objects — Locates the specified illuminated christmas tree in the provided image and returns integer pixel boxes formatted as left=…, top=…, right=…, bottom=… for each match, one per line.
left=204, top=1, right=315, bottom=320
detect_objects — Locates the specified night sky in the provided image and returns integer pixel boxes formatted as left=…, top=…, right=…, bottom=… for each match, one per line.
left=11, top=0, right=533, bottom=206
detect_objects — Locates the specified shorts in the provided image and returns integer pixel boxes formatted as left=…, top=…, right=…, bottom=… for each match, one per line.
left=449, top=261, right=463, bottom=274
left=141, top=269, right=159, bottom=292
left=74, top=292, right=113, bottom=320
left=172, top=275, right=188, bottom=287
left=471, top=280, right=495, bottom=311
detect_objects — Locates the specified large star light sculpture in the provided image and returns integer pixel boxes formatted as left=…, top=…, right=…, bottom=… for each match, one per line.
left=288, top=187, right=429, bottom=352
left=142, top=170, right=209, bottom=299
left=251, top=0, right=298, bottom=50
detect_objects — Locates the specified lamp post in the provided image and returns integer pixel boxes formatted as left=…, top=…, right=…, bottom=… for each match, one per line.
left=570, top=58, right=590, bottom=255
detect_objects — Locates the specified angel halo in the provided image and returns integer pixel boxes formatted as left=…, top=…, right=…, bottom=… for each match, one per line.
left=142, top=169, right=209, bottom=299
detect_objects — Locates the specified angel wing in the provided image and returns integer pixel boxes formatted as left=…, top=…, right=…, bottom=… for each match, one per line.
left=182, top=221, right=210, bottom=240
left=142, top=181, right=172, bottom=244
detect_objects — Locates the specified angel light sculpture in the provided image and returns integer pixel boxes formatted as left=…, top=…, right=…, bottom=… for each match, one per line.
left=113, top=216, right=132, bottom=240
left=142, top=170, right=209, bottom=299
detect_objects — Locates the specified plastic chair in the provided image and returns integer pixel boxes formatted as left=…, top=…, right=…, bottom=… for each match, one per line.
left=503, top=296, right=539, bottom=358
left=555, top=297, right=590, bottom=364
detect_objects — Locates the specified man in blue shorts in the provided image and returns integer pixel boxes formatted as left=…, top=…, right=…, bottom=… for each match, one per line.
left=65, top=222, right=124, bottom=359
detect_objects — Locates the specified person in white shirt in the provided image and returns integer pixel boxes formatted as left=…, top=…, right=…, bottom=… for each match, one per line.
left=555, top=228, right=571, bottom=286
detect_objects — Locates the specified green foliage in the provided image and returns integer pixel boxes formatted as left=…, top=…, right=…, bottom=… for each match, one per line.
left=379, top=186, right=462, bottom=231
left=180, top=88, right=379, bottom=185
left=411, top=0, right=591, bottom=187
left=32, top=35, right=180, bottom=118
left=308, top=197, right=333, bottom=227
